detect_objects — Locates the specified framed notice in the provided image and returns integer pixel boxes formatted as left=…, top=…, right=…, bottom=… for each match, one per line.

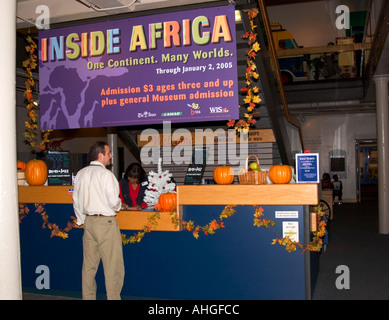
left=295, top=153, right=319, bottom=183
left=184, top=164, right=205, bottom=185
left=184, top=146, right=208, bottom=184
left=46, top=151, right=72, bottom=186
left=38, top=6, right=239, bottom=130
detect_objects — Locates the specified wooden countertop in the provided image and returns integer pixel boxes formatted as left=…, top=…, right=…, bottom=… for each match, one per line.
left=177, top=184, right=318, bottom=206
left=116, top=210, right=180, bottom=231
left=17, top=186, right=180, bottom=231
left=18, top=184, right=319, bottom=206
left=18, top=186, right=74, bottom=204
left=18, top=184, right=318, bottom=231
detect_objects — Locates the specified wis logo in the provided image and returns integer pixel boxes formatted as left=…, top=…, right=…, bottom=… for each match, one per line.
left=209, top=106, right=229, bottom=113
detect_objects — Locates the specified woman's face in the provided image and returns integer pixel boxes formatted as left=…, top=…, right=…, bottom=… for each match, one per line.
left=128, top=176, right=139, bottom=184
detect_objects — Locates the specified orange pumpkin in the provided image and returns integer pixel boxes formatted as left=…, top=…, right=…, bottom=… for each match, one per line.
left=157, top=192, right=177, bottom=212
left=213, top=166, right=234, bottom=185
left=269, top=165, right=292, bottom=184
left=17, top=161, right=26, bottom=171
left=24, top=159, right=48, bottom=186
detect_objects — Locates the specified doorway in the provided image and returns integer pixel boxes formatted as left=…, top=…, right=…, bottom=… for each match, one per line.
left=355, top=139, right=378, bottom=203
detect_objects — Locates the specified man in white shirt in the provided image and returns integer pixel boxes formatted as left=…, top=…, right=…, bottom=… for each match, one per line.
left=73, top=141, right=124, bottom=300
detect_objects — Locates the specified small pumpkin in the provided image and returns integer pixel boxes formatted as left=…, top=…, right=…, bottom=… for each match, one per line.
left=213, top=166, right=234, bottom=185
left=269, top=165, right=292, bottom=184
left=17, top=161, right=26, bottom=171
left=157, top=192, right=177, bottom=212
left=24, top=159, right=48, bottom=186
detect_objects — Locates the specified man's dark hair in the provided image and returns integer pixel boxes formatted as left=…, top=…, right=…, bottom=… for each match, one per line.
left=89, top=141, right=108, bottom=161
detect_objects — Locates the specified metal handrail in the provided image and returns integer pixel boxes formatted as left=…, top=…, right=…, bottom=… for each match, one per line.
left=360, top=0, right=374, bottom=77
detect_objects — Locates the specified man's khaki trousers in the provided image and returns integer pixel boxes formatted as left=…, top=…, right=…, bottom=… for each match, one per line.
left=82, top=215, right=125, bottom=300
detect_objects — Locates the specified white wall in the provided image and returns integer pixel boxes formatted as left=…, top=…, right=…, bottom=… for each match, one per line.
left=301, top=113, right=376, bottom=201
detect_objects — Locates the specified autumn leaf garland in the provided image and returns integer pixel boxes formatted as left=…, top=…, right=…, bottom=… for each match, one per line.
left=180, top=204, right=326, bottom=254
left=182, top=205, right=236, bottom=239
left=19, top=203, right=80, bottom=239
left=227, top=8, right=262, bottom=134
left=19, top=201, right=326, bottom=254
left=121, top=211, right=161, bottom=245
left=23, top=36, right=52, bottom=151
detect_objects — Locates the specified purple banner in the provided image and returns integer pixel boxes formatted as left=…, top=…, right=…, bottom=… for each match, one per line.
left=38, top=6, right=239, bottom=130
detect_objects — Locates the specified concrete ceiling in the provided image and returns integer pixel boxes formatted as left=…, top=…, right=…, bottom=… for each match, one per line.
left=16, top=0, right=321, bottom=30
left=16, top=0, right=223, bottom=29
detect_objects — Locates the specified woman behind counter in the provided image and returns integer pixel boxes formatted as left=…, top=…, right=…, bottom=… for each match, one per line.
left=119, top=163, right=148, bottom=210
left=321, top=173, right=332, bottom=189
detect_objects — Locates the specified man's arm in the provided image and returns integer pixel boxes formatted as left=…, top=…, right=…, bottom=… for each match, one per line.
left=105, top=172, right=122, bottom=212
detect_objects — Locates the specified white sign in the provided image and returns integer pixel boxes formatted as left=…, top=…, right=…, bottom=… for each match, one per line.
left=295, top=153, right=320, bottom=183
left=275, top=211, right=298, bottom=219
left=282, top=221, right=299, bottom=242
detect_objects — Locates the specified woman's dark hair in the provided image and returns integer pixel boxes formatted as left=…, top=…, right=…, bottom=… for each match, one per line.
left=323, top=173, right=331, bottom=180
left=89, top=141, right=108, bottom=161
left=124, top=163, right=146, bottom=182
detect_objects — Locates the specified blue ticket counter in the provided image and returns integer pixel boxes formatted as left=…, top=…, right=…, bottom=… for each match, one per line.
left=18, top=184, right=319, bottom=300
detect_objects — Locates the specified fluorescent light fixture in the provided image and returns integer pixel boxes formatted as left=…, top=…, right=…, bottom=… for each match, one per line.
left=235, top=10, right=241, bottom=23
left=76, top=0, right=138, bottom=12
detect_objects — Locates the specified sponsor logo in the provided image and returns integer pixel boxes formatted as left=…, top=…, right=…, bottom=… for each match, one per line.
left=209, top=106, right=230, bottom=113
left=161, top=112, right=183, bottom=117
left=138, top=111, right=157, bottom=118
left=188, top=103, right=201, bottom=116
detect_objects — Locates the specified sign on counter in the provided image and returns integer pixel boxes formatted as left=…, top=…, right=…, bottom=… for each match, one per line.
left=295, top=153, right=319, bottom=183
left=46, top=150, right=72, bottom=186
